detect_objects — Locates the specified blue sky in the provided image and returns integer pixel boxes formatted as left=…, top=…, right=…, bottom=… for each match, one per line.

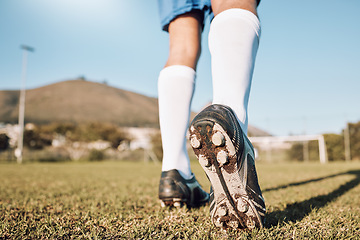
left=1, top=0, right=359, bottom=136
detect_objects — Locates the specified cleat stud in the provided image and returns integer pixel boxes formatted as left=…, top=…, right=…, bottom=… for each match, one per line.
left=199, top=155, right=211, bottom=167
left=217, top=206, right=228, bottom=217
left=212, top=131, right=225, bottom=147
left=190, top=135, right=201, bottom=149
left=160, top=201, right=166, bottom=208
left=246, top=219, right=255, bottom=229
left=237, top=199, right=249, bottom=213
left=228, top=220, right=239, bottom=229
left=214, top=218, right=224, bottom=228
left=217, top=150, right=228, bottom=165
left=173, top=201, right=182, bottom=208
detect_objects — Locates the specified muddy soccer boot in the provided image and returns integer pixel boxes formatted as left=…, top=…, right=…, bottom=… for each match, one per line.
left=189, top=104, right=265, bottom=229
left=159, top=169, right=210, bottom=208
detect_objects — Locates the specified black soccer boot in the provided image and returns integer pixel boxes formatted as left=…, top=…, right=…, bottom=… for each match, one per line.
left=189, top=104, right=265, bottom=229
left=158, top=169, right=209, bottom=208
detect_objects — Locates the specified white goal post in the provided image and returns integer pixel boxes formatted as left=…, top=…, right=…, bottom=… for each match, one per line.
left=249, top=135, right=328, bottom=164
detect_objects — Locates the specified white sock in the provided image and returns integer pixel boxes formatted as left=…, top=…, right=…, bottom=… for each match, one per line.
left=209, top=9, right=261, bottom=134
left=158, top=65, right=195, bottom=179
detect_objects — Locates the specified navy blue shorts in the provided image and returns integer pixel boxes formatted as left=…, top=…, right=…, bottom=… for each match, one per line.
left=157, top=0, right=212, bottom=32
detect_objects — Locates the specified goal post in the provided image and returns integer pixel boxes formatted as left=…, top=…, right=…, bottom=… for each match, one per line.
left=249, top=135, right=328, bottom=163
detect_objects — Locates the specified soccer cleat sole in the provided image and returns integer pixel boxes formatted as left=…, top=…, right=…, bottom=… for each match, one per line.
left=160, top=199, right=184, bottom=208
left=190, top=121, right=264, bottom=229
left=159, top=196, right=209, bottom=208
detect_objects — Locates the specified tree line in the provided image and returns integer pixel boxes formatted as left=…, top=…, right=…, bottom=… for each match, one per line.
left=1, top=121, right=360, bottom=162
left=0, top=122, right=130, bottom=151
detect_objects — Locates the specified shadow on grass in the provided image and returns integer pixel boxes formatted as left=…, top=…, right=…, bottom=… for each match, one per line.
left=264, top=170, right=360, bottom=228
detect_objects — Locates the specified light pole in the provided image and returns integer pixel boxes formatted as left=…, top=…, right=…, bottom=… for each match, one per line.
left=15, top=45, right=35, bottom=164
left=344, top=121, right=351, bottom=162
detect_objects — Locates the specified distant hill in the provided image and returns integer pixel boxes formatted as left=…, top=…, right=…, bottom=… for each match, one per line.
left=0, top=79, right=270, bottom=136
left=248, top=125, right=271, bottom=137
left=0, top=79, right=160, bottom=127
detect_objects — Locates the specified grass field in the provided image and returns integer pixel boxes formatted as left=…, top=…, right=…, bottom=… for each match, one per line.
left=1, top=160, right=360, bottom=239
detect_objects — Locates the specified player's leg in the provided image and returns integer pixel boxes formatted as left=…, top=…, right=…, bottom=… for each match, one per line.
left=159, top=11, right=201, bottom=180
left=157, top=1, right=210, bottom=207
left=211, top=0, right=259, bottom=16
left=189, top=0, right=265, bottom=229
left=210, top=0, right=260, bottom=133
left=164, top=11, right=202, bottom=70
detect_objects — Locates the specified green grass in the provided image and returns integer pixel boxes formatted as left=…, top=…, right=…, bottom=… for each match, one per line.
left=1, top=160, right=360, bottom=239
